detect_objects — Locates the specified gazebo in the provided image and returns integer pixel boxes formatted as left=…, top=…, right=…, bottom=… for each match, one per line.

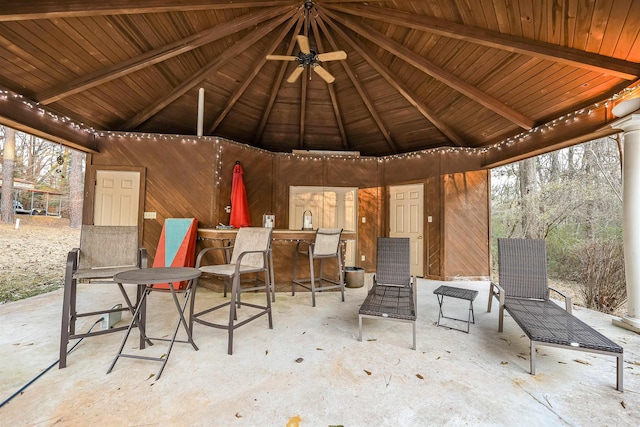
left=0, top=1, right=639, bottom=329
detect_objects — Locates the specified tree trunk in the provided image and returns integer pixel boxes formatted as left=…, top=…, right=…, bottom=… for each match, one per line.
left=583, top=140, right=597, bottom=239
left=69, top=150, right=84, bottom=228
left=1, top=127, right=16, bottom=224
left=519, top=157, right=539, bottom=238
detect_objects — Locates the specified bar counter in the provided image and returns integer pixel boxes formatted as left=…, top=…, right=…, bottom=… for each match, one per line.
left=197, top=228, right=357, bottom=288
left=198, top=228, right=356, bottom=242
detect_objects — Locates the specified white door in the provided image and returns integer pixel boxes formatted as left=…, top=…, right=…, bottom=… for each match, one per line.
left=389, top=184, right=424, bottom=276
left=94, top=170, right=140, bottom=226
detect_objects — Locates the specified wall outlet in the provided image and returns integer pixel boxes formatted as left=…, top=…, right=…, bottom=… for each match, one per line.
left=427, top=215, right=433, bottom=223
left=144, top=211, right=156, bottom=219
left=361, top=255, right=365, bottom=261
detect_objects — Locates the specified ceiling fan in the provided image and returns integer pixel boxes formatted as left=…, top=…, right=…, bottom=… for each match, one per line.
left=266, top=35, right=347, bottom=84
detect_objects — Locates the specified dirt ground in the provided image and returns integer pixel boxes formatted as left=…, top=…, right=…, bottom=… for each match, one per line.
left=0, top=215, right=80, bottom=303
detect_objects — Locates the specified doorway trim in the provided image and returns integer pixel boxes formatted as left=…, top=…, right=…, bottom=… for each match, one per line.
left=388, top=183, right=425, bottom=277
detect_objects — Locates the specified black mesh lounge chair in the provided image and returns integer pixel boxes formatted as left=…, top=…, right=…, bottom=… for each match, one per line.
left=292, top=228, right=345, bottom=307
left=488, top=238, right=623, bottom=390
left=190, top=227, right=273, bottom=355
left=358, top=237, right=417, bottom=349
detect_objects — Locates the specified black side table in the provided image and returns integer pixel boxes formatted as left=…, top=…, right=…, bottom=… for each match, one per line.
left=433, top=285, right=478, bottom=333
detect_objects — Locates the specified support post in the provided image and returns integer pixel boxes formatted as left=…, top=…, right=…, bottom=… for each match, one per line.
left=197, top=87, right=204, bottom=137
left=611, top=105, right=640, bottom=333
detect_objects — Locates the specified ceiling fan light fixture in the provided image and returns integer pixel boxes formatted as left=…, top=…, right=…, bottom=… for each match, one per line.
left=266, top=33, right=346, bottom=84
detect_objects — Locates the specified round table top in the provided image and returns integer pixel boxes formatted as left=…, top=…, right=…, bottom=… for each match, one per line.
left=113, top=267, right=201, bottom=284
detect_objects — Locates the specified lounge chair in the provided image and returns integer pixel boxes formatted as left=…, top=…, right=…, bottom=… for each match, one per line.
left=488, top=238, right=623, bottom=390
left=358, top=237, right=417, bottom=349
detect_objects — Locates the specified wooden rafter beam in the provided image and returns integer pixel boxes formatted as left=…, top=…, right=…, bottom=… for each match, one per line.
left=120, top=11, right=296, bottom=130
left=0, top=1, right=294, bottom=21
left=318, top=15, right=398, bottom=153
left=320, top=6, right=535, bottom=130
left=320, top=13, right=465, bottom=147
left=325, top=3, right=640, bottom=81
left=206, top=14, right=299, bottom=134
left=254, top=18, right=304, bottom=144
left=0, top=88, right=97, bottom=152
left=313, top=18, right=349, bottom=150
left=35, top=6, right=294, bottom=104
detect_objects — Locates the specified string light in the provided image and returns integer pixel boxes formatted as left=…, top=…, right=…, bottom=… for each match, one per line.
left=2, top=81, right=639, bottom=159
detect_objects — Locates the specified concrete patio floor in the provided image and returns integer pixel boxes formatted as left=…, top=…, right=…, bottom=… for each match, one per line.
left=1, top=278, right=638, bottom=426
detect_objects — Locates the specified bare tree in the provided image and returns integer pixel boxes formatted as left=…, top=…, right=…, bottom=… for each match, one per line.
left=1, top=127, right=16, bottom=224
left=69, top=150, right=84, bottom=228
left=519, top=157, right=540, bottom=238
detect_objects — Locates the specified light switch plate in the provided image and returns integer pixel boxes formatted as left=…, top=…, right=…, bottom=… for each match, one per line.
left=144, top=211, right=156, bottom=219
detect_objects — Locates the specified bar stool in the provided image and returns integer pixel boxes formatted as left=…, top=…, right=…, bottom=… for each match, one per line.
left=292, top=228, right=345, bottom=307
left=107, top=267, right=201, bottom=380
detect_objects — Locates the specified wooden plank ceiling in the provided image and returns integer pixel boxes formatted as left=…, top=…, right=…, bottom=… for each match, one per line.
left=0, top=0, right=639, bottom=157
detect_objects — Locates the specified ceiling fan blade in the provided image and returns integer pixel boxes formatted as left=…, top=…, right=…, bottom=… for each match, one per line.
left=287, top=66, right=304, bottom=83
left=297, top=35, right=310, bottom=54
left=317, top=51, right=347, bottom=62
left=266, top=54, right=298, bottom=61
left=312, top=65, right=335, bottom=84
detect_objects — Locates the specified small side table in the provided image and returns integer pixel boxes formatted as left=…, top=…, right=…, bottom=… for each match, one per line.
left=433, top=285, right=478, bottom=333
left=107, top=267, right=201, bottom=379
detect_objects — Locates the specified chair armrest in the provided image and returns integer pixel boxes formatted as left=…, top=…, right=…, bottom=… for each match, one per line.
left=549, top=287, right=572, bottom=314
left=487, top=281, right=504, bottom=313
left=66, top=248, right=80, bottom=275
left=232, top=249, right=270, bottom=277
left=235, top=249, right=269, bottom=264
left=488, top=281, right=506, bottom=332
left=138, top=247, right=148, bottom=269
left=411, top=275, right=417, bottom=314
left=295, top=240, right=312, bottom=254
left=196, top=246, right=233, bottom=268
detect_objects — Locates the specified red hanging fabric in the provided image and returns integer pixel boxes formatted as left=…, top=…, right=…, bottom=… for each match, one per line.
left=229, top=162, right=251, bottom=228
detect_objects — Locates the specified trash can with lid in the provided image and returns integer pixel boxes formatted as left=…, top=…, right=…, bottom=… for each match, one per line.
left=344, top=266, right=365, bottom=288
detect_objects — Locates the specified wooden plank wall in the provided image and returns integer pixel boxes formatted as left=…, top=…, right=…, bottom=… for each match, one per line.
left=88, top=136, right=216, bottom=262
left=442, top=170, right=490, bottom=279
left=88, top=135, right=489, bottom=280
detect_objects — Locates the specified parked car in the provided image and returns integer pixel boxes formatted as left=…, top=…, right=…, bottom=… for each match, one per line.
left=13, top=200, right=31, bottom=215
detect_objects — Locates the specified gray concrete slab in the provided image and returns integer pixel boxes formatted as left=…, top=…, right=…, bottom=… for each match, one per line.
left=1, top=279, right=638, bottom=426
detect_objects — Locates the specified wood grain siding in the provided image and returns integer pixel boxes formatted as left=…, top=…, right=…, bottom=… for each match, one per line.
left=426, top=175, right=442, bottom=279
left=443, top=170, right=490, bottom=279
left=87, top=134, right=491, bottom=280
left=357, top=186, right=381, bottom=272
left=217, top=142, right=275, bottom=228
left=91, top=136, right=216, bottom=265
